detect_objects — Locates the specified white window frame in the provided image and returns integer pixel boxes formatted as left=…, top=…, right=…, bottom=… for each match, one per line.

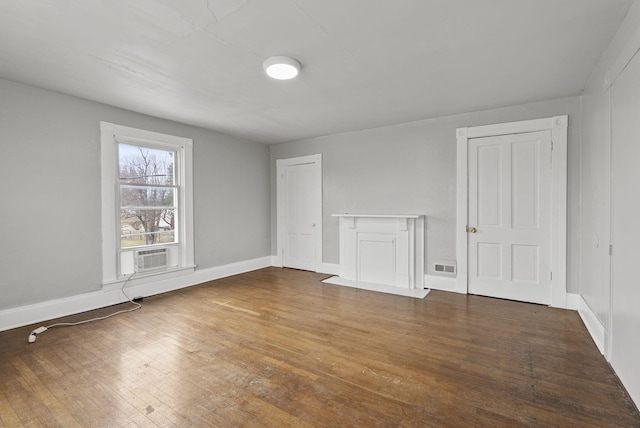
left=100, top=122, right=195, bottom=287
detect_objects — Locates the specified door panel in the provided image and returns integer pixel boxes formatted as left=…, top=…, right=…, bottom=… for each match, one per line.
left=512, top=244, right=538, bottom=282
left=468, top=131, right=551, bottom=304
left=477, top=144, right=502, bottom=227
left=477, top=242, right=501, bottom=279
left=512, top=140, right=539, bottom=228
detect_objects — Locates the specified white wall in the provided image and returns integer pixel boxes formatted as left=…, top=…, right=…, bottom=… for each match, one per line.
left=0, top=78, right=271, bottom=311
left=270, top=96, right=582, bottom=292
left=580, top=0, right=640, bottom=406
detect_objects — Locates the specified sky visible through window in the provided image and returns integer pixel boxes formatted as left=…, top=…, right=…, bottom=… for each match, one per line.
left=119, top=144, right=174, bottom=178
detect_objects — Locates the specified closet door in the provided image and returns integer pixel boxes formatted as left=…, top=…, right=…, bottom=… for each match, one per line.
left=468, top=131, right=552, bottom=304
left=610, top=50, right=640, bottom=404
left=277, top=155, right=322, bottom=272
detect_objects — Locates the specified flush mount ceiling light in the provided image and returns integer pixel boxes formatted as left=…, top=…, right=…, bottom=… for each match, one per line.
left=263, top=56, right=301, bottom=80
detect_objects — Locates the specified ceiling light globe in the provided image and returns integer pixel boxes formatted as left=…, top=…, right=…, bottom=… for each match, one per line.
left=263, top=56, right=301, bottom=80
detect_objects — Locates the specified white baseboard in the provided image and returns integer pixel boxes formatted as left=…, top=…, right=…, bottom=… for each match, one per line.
left=321, top=263, right=340, bottom=276
left=0, top=256, right=271, bottom=333
left=424, top=274, right=458, bottom=292
left=576, top=295, right=605, bottom=355
left=565, top=293, right=580, bottom=310
left=269, top=257, right=339, bottom=276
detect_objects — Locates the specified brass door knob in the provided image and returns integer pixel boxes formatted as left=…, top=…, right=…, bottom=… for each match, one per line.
left=468, top=227, right=477, bottom=233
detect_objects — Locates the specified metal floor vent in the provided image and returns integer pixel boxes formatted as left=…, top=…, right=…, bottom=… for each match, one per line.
left=135, top=248, right=168, bottom=272
left=433, top=260, right=456, bottom=275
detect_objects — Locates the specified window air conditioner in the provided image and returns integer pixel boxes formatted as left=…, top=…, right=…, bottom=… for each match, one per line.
left=135, top=248, right=168, bottom=273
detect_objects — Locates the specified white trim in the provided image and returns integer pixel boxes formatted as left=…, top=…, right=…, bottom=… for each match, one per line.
left=100, top=122, right=194, bottom=283
left=605, top=87, right=613, bottom=362
left=100, top=121, right=119, bottom=282
left=455, top=116, right=568, bottom=307
left=0, top=256, right=271, bottom=333
left=551, top=117, right=569, bottom=308
left=276, top=154, right=323, bottom=272
left=565, top=293, right=580, bottom=310
left=269, top=258, right=338, bottom=275
left=270, top=255, right=283, bottom=267
left=455, top=127, right=469, bottom=294
left=577, top=295, right=606, bottom=355
left=424, top=274, right=460, bottom=293
left=321, top=262, right=340, bottom=276
left=465, top=117, right=553, bottom=139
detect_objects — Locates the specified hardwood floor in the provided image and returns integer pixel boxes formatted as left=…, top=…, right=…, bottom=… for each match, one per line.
left=1, top=267, right=638, bottom=427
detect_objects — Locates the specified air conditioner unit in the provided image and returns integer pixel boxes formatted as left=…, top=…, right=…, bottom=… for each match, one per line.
left=135, top=248, right=168, bottom=273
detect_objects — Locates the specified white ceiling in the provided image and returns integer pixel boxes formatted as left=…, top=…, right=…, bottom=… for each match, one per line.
left=0, top=0, right=633, bottom=143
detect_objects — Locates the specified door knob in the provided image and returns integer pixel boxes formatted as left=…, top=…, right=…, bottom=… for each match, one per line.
left=468, top=227, right=477, bottom=233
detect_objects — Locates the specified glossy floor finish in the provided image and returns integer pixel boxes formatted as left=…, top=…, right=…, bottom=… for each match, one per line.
left=1, top=268, right=638, bottom=427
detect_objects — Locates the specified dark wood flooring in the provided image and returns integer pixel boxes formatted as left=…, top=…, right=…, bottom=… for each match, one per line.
left=1, top=267, right=639, bottom=427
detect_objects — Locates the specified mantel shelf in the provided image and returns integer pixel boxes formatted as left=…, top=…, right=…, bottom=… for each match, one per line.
left=332, top=214, right=422, bottom=219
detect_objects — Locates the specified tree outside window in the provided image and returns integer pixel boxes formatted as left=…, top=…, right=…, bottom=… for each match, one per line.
left=118, top=144, right=178, bottom=248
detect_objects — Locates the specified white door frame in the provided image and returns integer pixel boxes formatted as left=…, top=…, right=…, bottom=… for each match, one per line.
left=455, top=116, right=568, bottom=308
left=276, top=154, right=323, bottom=272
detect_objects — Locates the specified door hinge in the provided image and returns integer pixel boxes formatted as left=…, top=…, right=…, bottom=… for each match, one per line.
left=609, top=244, right=613, bottom=256
left=550, top=271, right=553, bottom=281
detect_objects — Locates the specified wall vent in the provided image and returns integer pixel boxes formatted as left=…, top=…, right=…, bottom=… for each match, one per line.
left=135, top=248, right=168, bottom=273
left=433, top=260, right=456, bottom=276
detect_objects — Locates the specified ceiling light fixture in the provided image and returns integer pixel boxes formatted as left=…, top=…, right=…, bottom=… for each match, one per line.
left=263, top=56, right=301, bottom=80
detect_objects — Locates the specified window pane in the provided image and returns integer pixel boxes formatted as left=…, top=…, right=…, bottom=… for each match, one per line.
left=120, top=186, right=176, bottom=208
left=121, top=208, right=176, bottom=247
left=119, top=143, right=175, bottom=185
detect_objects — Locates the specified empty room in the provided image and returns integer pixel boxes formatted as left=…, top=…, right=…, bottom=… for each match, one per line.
left=1, top=1, right=640, bottom=426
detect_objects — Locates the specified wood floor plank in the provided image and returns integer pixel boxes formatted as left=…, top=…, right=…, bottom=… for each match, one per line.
left=1, top=267, right=639, bottom=427
left=0, top=390, right=22, bottom=427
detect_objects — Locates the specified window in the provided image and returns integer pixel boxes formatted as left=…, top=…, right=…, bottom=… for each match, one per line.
left=100, top=122, right=194, bottom=285
left=119, top=143, right=177, bottom=248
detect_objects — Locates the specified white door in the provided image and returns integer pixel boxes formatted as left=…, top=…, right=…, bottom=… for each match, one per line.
left=468, top=131, right=552, bottom=304
left=277, top=155, right=322, bottom=272
left=610, top=49, right=640, bottom=404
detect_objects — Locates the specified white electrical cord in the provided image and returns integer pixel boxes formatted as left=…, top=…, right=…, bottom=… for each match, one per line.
left=28, top=273, right=141, bottom=343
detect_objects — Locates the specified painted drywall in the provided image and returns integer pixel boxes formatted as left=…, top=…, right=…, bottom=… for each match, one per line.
left=0, top=78, right=270, bottom=311
left=580, top=0, right=640, bottom=407
left=270, top=96, right=582, bottom=293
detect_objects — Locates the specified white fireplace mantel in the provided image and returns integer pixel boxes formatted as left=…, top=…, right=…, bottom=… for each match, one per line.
left=332, top=214, right=424, bottom=289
